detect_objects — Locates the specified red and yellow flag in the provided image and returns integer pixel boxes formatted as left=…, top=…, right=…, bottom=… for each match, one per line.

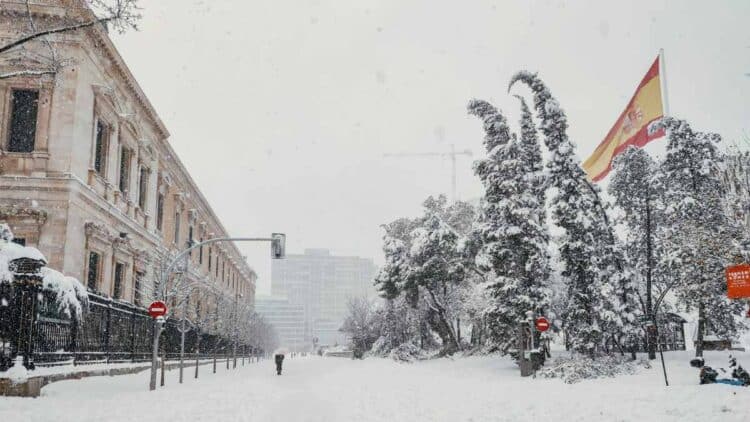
left=583, top=57, right=665, bottom=182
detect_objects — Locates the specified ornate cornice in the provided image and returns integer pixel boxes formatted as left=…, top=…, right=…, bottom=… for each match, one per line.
left=0, top=204, right=48, bottom=225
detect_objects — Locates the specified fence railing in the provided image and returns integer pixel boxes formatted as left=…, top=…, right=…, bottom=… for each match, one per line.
left=1, top=272, right=257, bottom=371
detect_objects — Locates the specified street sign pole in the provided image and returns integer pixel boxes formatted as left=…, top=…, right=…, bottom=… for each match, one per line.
left=148, top=301, right=168, bottom=391
left=149, top=316, right=165, bottom=391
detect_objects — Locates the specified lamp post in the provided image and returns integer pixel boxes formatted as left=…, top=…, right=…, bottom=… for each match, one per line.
left=233, top=293, right=242, bottom=369
left=148, top=234, right=286, bottom=391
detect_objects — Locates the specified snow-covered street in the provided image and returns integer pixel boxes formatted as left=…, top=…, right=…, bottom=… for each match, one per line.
left=2, top=352, right=749, bottom=422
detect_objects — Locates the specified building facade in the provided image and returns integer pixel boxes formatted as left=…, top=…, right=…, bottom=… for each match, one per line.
left=271, top=249, right=376, bottom=346
left=255, top=296, right=306, bottom=352
left=0, top=1, right=255, bottom=314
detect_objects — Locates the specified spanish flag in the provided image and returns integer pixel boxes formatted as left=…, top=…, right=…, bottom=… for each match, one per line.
left=583, top=57, right=665, bottom=182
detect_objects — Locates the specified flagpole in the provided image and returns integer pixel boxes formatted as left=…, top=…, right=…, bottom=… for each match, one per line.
left=659, top=48, right=670, bottom=118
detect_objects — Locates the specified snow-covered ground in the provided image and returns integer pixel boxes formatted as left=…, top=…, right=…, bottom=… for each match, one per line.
left=1, top=352, right=749, bottom=422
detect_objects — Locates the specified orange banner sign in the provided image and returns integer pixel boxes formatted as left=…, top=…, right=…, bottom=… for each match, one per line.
left=727, top=264, right=750, bottom=299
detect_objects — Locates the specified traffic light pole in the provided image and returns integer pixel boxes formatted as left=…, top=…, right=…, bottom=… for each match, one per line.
left=148, top=234, right=286, bottom=391
left=163, top=237, right=281, bottom=279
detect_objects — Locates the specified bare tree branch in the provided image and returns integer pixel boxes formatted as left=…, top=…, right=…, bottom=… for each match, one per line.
left=0, top=68, right=57, bottom=79
left=0, top=17, right=114, bottom=56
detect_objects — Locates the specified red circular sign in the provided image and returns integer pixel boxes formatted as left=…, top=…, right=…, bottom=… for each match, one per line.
left=148, top=301, right=168, bottom=318
left=535, top=317, right=550, bottom=332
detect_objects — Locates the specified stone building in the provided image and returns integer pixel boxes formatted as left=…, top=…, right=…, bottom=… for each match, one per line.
left=0, top=0, right=255, bottom=312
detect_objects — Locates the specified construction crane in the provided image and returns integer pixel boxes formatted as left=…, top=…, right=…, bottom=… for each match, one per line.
left=383, top=144, right=472, bottom=202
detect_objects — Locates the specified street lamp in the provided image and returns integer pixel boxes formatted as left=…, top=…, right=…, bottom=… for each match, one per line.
left=148, top=234, right=286, bottom=391
left=233, top=293, right=243, bottom=369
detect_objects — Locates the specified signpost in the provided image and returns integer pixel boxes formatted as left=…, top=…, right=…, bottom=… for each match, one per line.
left=535, top=317, right=550, bottom=332
left=148, top=301, right=167, bottom=318
left=148, top=301, right=168, bottom=391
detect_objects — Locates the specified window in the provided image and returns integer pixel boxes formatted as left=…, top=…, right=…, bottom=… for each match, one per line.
left=188, top=225, right=194, bottom=251
left=174, top=211, right=181, bottom=244
left=7, top=89, right=39, bottom=152
left=94, top=120, right=109, bottom=175
left=134, top=271, right=144, bottom=306
left=113, top=263, right=124, bottom=299
left=119, top=148, right=131, bottom=192
left=208, top=247, right=212, bottom=271
left=199, top=237, right=204, bottom=264
left=87, top=251, right=101, bottom=291
left=138, top=166, right=149, bottom=209
left=156, top=193, right=165, bottom=231
left=11, top=237, right=26, bottom=246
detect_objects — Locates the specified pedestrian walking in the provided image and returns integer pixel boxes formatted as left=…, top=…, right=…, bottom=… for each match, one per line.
left=273, top=348, right=288, bottom=375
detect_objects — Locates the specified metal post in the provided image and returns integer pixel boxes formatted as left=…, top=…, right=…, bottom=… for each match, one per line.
left=105, top=300, right=112, bottom=364
left=232, top=294, right=238, bottom=369
left=160, top=349, right=166, bottom=387
left=179, top=318, right=186, bottom=383
left=149, top=317, right=164, bottom=391
left=195, top=333, right=200, bottom=379
left=130, top=311, right=137, bottom=363
left=70, top=313, right=79, bottom=366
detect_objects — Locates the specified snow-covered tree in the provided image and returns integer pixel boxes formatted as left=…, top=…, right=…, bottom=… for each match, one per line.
left=0, top=0, right=141, bottom=80
left=659, top=117, right=747, bottom=357
left=340, top=296, right=379, bottom=358
left=406, top=196, right=469, bottom=355
left=468, top=98, right=551, bottom=353
left=515, top=94, right=547, bottom=224
left=609, top=146, right=665, bottom=359
left=509, top=72, right=636, bottom=356
left=373, top=197, right=478, bottom=356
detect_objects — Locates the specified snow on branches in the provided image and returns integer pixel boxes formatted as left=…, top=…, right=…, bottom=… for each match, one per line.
left=468, top=98, right=551, bottom=353
left=509, top=72, right=637, bottom=356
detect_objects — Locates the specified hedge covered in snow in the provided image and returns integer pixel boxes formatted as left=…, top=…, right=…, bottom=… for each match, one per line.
left=0, top=223, right=87, bottom=317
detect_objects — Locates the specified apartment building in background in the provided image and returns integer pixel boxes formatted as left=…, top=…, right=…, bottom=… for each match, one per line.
left=271, top=249, right=376, bottom=346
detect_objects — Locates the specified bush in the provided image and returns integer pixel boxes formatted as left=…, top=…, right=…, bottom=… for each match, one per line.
left=537, top=354, right=651, bottom=384
left=388, top=342, right=424, bottom=363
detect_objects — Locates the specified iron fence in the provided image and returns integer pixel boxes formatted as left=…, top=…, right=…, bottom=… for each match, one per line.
left=1, top=275, right=258, bottom=371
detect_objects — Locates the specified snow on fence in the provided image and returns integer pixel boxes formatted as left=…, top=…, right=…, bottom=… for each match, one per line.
left=2, top=290, right=256, bottom=370
left=1, top=225, right=258, bottom=372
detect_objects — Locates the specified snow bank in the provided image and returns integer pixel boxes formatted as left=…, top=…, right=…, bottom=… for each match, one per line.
left=40, top=267, right=89, bottom=318
left=538, top=354, right=651, bottom=384
left=3, top=357, right=29, bottom=383
left=0, top=223, right=87, bottom=317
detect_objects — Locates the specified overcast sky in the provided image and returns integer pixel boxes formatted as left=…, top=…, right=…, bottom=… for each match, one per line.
left=112, top=0, right=750, bottom=295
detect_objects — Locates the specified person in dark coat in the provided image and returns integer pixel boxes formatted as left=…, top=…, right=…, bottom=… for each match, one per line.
left=274, top=353, right=285, bottom=375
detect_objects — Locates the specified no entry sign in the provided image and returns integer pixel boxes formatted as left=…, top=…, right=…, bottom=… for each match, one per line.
left=726, top=264, right=750, bottom=299
left=535, top=317, right=550, bottom=332
left=148, top=301, right=168, bottom=318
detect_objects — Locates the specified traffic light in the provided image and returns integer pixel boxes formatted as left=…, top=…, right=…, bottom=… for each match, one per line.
left=271, top=233, right=286, bottom=259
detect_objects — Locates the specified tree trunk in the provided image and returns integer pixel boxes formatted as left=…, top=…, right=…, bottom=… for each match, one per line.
left=456, top=317, right=461, bottom=346
left=695, top=302, right=705, bottom=357
left=426, top=308, right=459, bottom=356
left=195, top=336, right=201, bottom=379
left=424, top=288, right=460, bottom=355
